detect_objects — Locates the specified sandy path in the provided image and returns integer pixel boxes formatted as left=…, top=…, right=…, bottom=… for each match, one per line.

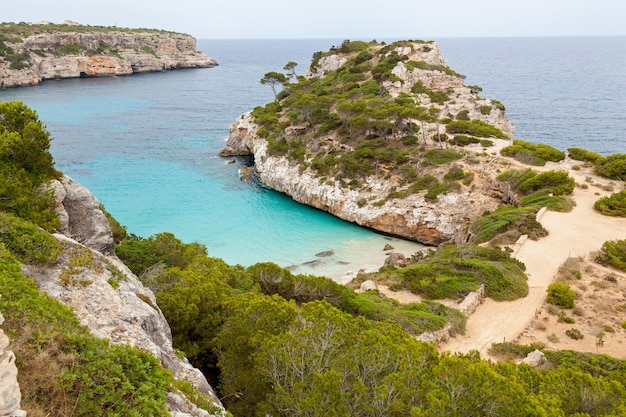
left=442, top=171, right=626, bottom=358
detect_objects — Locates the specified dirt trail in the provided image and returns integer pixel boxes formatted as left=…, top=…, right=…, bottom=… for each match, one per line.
left=441, top=170, right=626, bottom=358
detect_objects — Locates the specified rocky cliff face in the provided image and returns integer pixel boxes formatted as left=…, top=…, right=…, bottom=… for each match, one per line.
left=223, top=113, right=504, bottom=246
left=0, top=312, right=26, bottom=417
left=17, top=174, right=226, bottom=417
left=1, top=30, right=217, bottom=87
left=221, top=41, right=511, bottom=245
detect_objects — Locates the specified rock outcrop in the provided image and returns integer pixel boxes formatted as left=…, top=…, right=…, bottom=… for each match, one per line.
left=0, top=27, right=217, bottom=88
left=221, top=41, right=512, bottom=246
left=21, top=176, right=226, bottom=416
left=50, top=174, right=115, bottom=255
left=222, top=112, right=503, bottom=246
left=0, top=312, right=26, bottom=417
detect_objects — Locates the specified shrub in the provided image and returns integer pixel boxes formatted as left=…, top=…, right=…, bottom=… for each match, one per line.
left=594, top=153, right=626, bottom=180
left=546, top=282, right=576, bottom=309
left=480, top=105, right=492, bottom=115
left=445, top=119, right=508, bottom=139
left=0, top=211, right=61, bottom=264
left=565, top=328, right=584, bottom=340
left=594, top=190, right=626, bottom=217
left=398, top=245, right=528, bottom=301
left=449, top=135, right=480, bottom=147
left=595, top=239, right=626, bottom=271
left=501, top=140, right=565, bottom=165
left=423, top=148, right=462, bottom=165
left=567, top=147, right=604, bottom=164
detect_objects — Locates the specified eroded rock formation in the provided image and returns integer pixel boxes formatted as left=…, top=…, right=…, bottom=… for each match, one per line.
left=221, top=41, right=513, bottom=246
left=0, top=312, right=26, bottom=417
left=1, top=29, right=217, bottom=87
left=20, top=176, right=226, bottom=416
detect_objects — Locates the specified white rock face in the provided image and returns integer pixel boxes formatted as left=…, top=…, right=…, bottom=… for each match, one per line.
left=223, top=113, right=503, bottom=246
left=222, top=41, right=513, bottom=245
left=52, top=174, right=115, bottom=255
left=0, top=312, right=27, bottom=417
left=1, top=31, right=218, bottom=87
left=29, top=175, right=227, bottom=416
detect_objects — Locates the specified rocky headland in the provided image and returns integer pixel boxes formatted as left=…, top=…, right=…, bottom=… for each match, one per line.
left=221, top=40, right=514, bottom=246
left=0, top=22, right=217, bottom=87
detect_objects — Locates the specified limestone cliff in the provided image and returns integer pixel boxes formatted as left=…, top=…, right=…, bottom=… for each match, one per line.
left=221, top=40, right=512, bottom=245
left=0, top=312, right=26, bottom=417
left=0, top=24, right=217, bottom=87
left=17, top=174, right=226, bottom=417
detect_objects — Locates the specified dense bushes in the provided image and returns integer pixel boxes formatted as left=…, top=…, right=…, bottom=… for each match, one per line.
left=594, top=153, right=626, bottom=180
left=568, top=147, right=604, bottom=164
left=546, top=282, right=577, bottom=308
left=501, top=140, right=566, bottom=166
left=595, top=239, right=626, bottom=271
left=395, top=245, right=528, bottom=301
left=0, top=101, right=60, bottom=230
left=594, top=190, right=626, bottom=217
left=0, top=246, right=172, bottom=416
left=469, top=169, right=574, bottom=244
left=445, top=119, right=508, bottom=138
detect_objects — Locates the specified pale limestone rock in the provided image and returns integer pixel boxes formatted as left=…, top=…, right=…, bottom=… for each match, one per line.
left=384, top=252, right=407, bottom=267
left=223, top=111, right=502, bottom=245
left=360, top=280, right=377, bottom=292
left=21, top=235, right=225, bottom=415
left=2, top=31, right=217, bottom=87
left=0, top=312, right=27, bottom=417
left=53, top=174, right=115, bottom=255
left=519, top=349, right=547, bottom=367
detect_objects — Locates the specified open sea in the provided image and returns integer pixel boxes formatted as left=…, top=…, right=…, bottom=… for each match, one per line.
left=2, top=37, right=625, bottom=279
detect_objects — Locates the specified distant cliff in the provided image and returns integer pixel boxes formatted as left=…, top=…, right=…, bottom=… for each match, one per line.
left=0, top=22, right=217, bottom=87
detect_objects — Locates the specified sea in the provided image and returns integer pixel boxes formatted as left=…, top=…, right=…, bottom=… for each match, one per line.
left=2, top=37, right=625, bottom=281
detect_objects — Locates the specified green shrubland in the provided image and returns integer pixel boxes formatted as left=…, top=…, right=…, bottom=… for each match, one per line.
left=251, top=39, right=507, bottom=201
left=594, top=190, right=626, bottom=216
left=501, top=139, right=566, bottom=166
left=595, top=239, right=626, bottom=271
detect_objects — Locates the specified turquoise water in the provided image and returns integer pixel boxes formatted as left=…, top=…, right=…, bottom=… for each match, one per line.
left=2, top=37, right=624, bottom=278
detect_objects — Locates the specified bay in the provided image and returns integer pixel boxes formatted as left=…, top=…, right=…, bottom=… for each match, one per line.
left=1, top=37, right=624, bottom=279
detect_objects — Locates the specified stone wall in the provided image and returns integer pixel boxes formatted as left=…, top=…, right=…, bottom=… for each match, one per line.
left=0, top=312, right=26, bottom=417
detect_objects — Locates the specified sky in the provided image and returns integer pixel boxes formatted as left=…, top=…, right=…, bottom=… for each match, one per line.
left=3, top=0, right=625, bottom=39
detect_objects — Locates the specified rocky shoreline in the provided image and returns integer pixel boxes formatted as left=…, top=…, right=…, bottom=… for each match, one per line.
left=220, top=40, right=515, bottom=246
left=0, top=26, right=217, bottom=88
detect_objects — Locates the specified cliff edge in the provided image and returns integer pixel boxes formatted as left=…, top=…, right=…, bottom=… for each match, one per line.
left=0, top=22, right=217, bottom=87
left=221, top=40, right=514, bottom=245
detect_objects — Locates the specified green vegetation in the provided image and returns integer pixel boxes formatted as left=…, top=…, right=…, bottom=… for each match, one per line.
left=397, top=245, right=528, bottom=300
left=594, top=190, right=626, bottom=217
left=594, top=153, right=626, bottom=180
left=547, top=282, right=577, bottom=308
left=446, top=119, right=508, bottom=139
left=568, top=147, right=604, bottom=164
left=0, top=246, right=173, bottom=416
left=249, top=39, right=505, bottom=201
left=469, top=169, right=575, bottom=244
left=501, top=139, right=566, bottom=166
left=0, top=21, right=181, bottom=38
left=595, top=239, right=626, bottom=271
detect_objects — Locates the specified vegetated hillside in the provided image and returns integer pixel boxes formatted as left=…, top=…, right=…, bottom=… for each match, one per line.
left=0, top=21, right=217, bottom=87
left=3, top=99, right=626, bottom=416
left=253, top=39, right=511, bottom=194
left=222, top=39, right=517, bottom=245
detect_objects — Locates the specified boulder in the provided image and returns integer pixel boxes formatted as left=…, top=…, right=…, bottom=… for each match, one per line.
left=519, top=349, right=547, bottom=368
left=360, top=280, right=377, bottom=291
left=53, top=174, right=115, bottom=256
left=384, top=252, right=407, bottom=267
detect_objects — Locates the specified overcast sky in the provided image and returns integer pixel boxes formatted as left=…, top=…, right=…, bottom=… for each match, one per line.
left=3, top=0, right=625, bottom=39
